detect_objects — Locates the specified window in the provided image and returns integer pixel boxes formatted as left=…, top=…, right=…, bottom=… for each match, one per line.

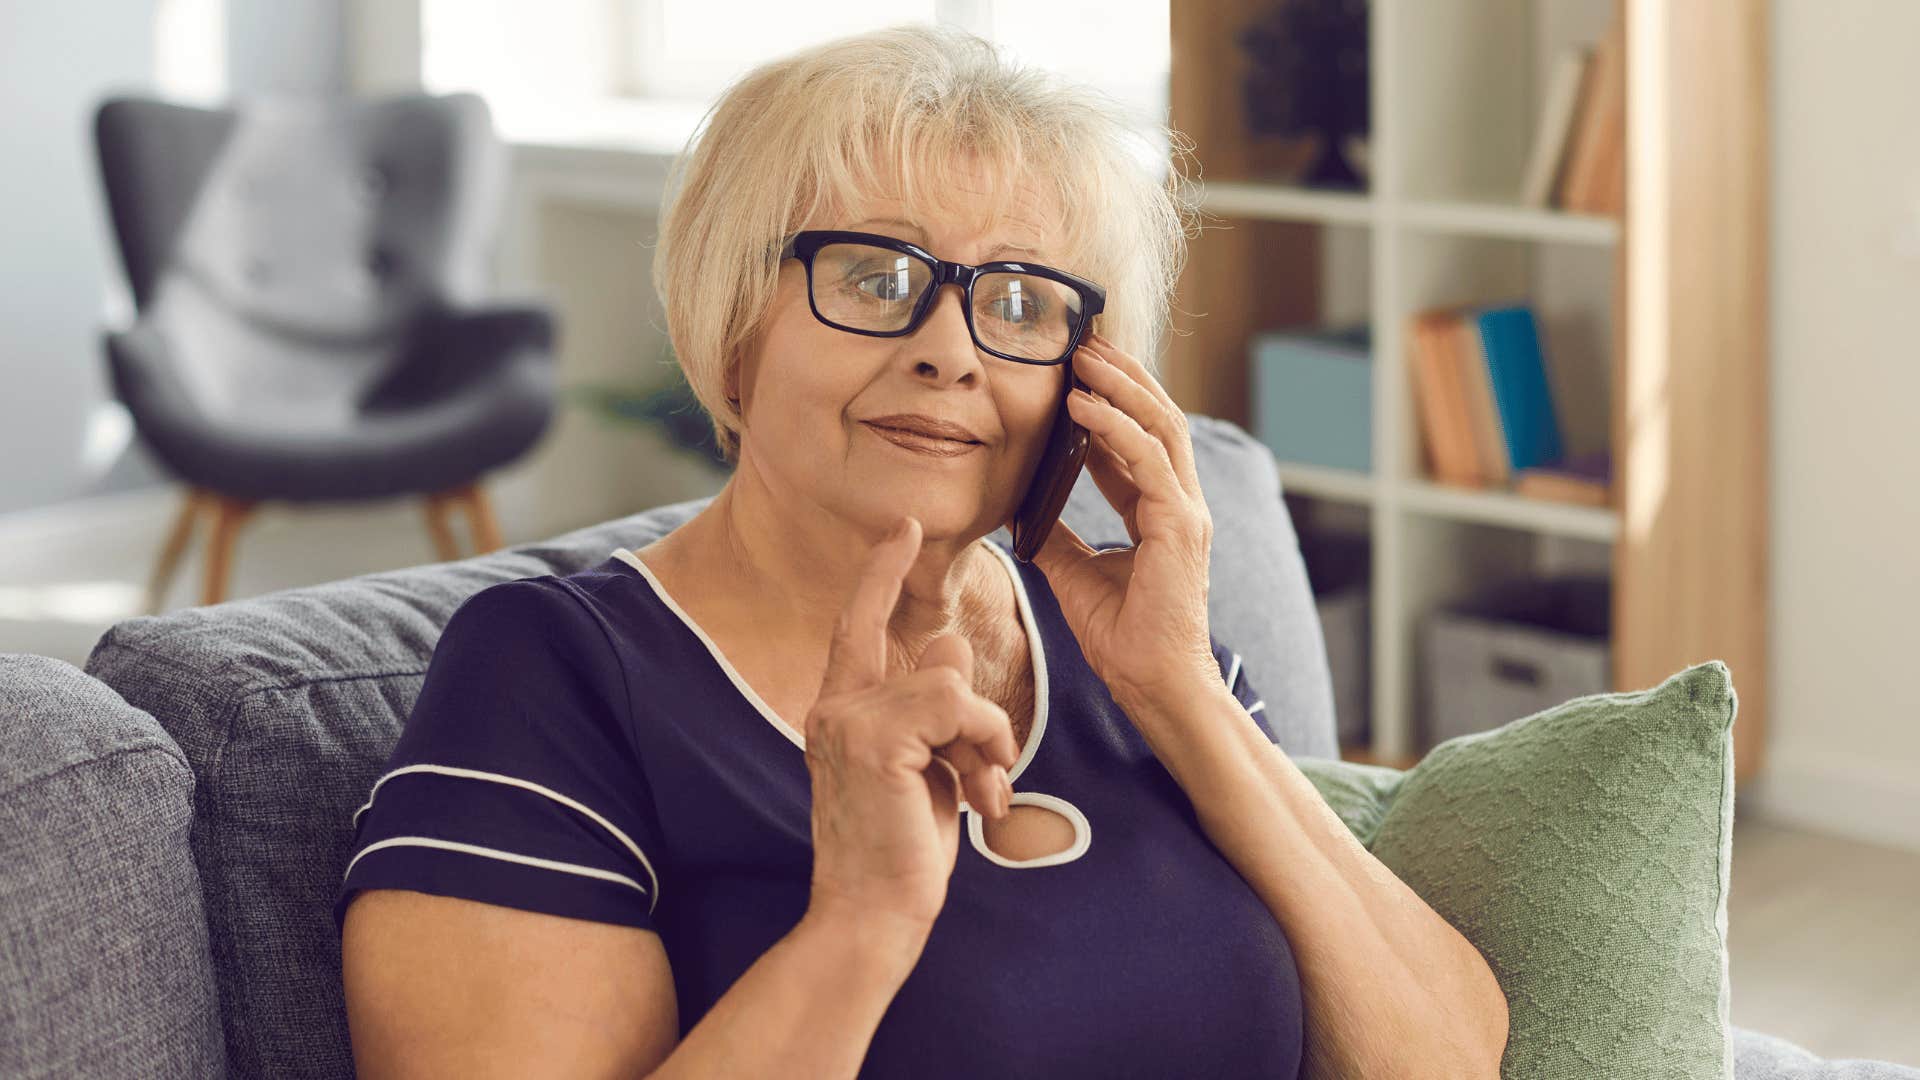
left=421, top=0, right=1168, bottom=160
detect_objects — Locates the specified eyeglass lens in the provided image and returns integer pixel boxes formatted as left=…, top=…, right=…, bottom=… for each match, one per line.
left=810, top=241, right=1083, bottom=362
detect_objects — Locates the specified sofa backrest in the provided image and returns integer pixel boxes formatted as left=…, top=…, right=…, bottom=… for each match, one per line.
left=83, top=414, right=1335, bottom=1079
left=0, top=654, right=226, bottom=1078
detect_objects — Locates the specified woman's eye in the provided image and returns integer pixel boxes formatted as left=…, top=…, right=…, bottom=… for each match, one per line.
left=852, top=271, right=913, bottom=302
left=985, top=295, right=1048, bottom=326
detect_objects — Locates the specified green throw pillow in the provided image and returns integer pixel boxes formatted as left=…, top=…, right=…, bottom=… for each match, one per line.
left=1294, top=660, right=1737, bottom=1080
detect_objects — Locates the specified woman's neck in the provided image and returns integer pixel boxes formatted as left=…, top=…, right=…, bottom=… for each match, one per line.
left=678, top=466, right=1002, bottom=674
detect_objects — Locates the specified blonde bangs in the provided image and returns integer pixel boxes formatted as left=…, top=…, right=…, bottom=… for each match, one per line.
left=652, top=22, right=1200, bottom=466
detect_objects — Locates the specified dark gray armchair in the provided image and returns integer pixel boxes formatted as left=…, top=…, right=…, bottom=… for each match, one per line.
left=92, top=91, right=557, bottom=611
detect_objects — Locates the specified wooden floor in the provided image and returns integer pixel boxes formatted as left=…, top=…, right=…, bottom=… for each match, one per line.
left=1728, top=813, right=1920, bottom=1066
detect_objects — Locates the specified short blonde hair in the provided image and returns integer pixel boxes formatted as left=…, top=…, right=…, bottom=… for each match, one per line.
left=651, top=22, right=1200, bottom=466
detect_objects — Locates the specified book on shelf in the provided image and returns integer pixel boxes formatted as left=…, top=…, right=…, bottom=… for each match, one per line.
left=1514, top=449, right=1613, bottom=507
left=1409, top=305, right=1583, bottom=497
left=1556, top=13, right=1625, bottom=215
left=1452, top=315, right=1511, bottom=488
left=1473, top=306, right=1565, bottom=472
left=1408, top=309, right=1482, bottom=487
left=1519, top=45, right=1593, bottom=208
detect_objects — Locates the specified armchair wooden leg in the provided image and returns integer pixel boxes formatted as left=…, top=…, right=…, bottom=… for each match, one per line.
left=146, top=488, right=206, bottom=615
left=421, top=492, right=464, bottom=561
left=202, top=494, right=257, bottom=607
left=451, top=482, right=504, bottom=553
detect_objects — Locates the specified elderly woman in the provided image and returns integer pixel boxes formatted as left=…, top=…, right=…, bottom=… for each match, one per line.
left=336, top=23, right=1507, bottom=1080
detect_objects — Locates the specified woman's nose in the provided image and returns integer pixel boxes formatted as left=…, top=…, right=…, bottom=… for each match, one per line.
left=912, top=283, right=985, bottom=380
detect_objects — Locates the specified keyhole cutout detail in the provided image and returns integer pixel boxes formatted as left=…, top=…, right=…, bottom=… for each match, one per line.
left=967, top=791, right=1091, bottom=869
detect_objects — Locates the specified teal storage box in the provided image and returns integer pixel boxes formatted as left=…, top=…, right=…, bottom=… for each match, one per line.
left=1251, top=324, right=1373, bottom=472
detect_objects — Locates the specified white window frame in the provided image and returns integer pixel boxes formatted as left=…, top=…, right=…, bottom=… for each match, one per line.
left=608, top=0, right=994, bottom=102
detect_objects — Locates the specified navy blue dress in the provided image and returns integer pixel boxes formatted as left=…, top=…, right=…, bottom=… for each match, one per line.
left=337, top=535, right=1304, bottom=1079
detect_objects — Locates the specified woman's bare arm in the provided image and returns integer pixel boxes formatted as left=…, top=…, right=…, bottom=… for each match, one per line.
left=343, top=889, right=925, bottom=1079
left=650, top=898, right=927, bottom=1079
left=1115, top=684, right=1510, bottom=1080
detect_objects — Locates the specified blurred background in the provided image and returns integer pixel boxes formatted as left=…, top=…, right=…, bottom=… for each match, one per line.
left=0, top=0, right=1913, bottom=1064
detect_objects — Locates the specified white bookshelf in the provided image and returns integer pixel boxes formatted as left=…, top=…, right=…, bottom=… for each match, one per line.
left=1168, top=0, right=1771, bottom=774
left=1200, top=181, right=1620, bottom=247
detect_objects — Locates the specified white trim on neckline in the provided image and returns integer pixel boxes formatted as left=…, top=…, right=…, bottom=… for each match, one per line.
left=607, top=538, right=1052, bottom=789
left=966, top=790, right=1092, bottom=869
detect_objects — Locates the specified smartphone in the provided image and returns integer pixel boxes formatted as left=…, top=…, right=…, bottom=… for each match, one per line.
left=1009, top=366, right=1093, bottom=563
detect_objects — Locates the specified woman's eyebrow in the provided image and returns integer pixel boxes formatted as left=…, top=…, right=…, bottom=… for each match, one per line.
left=844, top=217, right=1051, bottom=262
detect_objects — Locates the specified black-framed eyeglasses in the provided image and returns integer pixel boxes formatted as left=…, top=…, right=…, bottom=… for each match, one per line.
left=777, top=229, right=1106, bottom=366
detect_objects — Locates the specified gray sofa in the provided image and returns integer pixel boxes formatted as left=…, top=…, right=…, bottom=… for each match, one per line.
left=1, top=415, right=1913, bottom=1079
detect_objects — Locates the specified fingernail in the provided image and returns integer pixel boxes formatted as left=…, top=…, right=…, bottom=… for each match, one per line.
left=998, top=776, right=1013, bottom=817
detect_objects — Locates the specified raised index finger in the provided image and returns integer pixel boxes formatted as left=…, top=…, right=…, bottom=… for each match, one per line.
left=818, top=516, right=921, bottom=697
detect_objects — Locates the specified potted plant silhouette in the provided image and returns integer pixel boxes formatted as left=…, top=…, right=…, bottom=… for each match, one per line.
left=1238, top=0, right=1371, bottom=190
left=565, top=348, right=730, bottom=474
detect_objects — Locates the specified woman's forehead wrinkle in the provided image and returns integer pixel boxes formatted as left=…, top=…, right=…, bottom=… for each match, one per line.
left=830, top=207, right=1057, bottom=263
left=818, top=169, right=1070, bottom=265
left=925, top=186, right=1065, bottom=262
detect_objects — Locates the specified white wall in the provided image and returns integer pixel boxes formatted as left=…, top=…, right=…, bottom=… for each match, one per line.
left=1748, top=0, right=1920, bottom=852
left=226, top=0, right=346, bottom=97
left=0, top=0, right=168, bottom=516
left=0, top=0, right=350, bottom=520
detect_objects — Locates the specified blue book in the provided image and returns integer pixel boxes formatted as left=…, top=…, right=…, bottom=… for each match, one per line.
left=1469, top=306, right=1564, bottom=472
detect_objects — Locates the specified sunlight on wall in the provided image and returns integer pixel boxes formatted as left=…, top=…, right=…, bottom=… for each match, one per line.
left=421, top=0, right=1169, bottom=153
left=154, top=0, right=226, bottom=103
left=0, top=582, right=145, bottom=623
left=76, top=402, right=135, bottom=484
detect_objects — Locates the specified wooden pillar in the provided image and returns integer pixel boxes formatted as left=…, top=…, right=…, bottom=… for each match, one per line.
left=1166, top=0, right=1325, bottom=425
left=1619, top=0, right=1770, bottom=783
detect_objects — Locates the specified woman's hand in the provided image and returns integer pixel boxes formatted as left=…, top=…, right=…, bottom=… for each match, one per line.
left=1029, top=329, right=1219, bottom=711
left=802, top=516, right=1020, bottom=944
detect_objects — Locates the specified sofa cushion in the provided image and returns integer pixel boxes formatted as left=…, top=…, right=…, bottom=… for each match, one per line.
left=83, top=414, right=1337, bottom=1078
left=1734, top=1026, right=1920, bottom=1079
left=0, top=653, right=225, bottom=1079
left=1295, top=660, right=1739, bottom=1079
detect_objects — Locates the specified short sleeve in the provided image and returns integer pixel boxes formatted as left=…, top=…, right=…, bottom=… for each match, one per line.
left=335, top=577, right=666, bottom=935
left=1211, top=633, right=1280, bottom=746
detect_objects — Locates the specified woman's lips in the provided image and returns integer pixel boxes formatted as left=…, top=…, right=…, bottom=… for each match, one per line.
left=862, top=422, right=983, bottom=458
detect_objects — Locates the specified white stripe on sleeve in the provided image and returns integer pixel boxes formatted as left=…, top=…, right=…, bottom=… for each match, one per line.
left=350, top=763, right=660, bottom=912
left=344, top=836, right=650, bottom=897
